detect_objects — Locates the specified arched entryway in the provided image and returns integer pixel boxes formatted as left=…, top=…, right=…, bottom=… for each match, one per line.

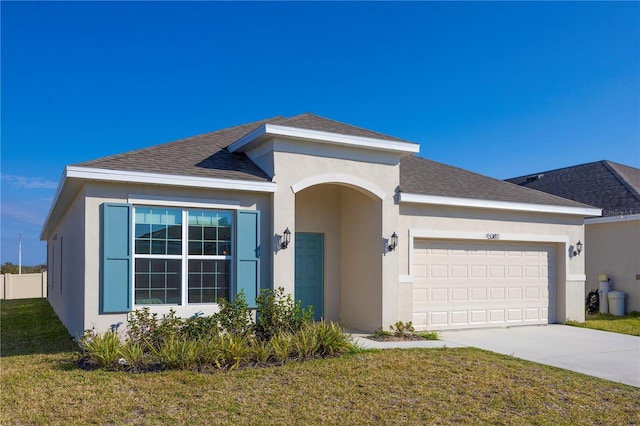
left=294, top=183, right=383, bottom=331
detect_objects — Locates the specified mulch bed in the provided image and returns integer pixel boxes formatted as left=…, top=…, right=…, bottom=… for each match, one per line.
left=365, top=334, right=430, bottom=342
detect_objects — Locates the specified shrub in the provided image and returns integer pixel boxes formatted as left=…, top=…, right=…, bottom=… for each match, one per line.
left=127, top=308, right=160, bottom=349
left=182, top=314, right=220, bottom=341
left=255, top=287, right=313, bottom=340
left=390, top=321, right=415, bottom=338
left=214, top=291, right=253, bottom=338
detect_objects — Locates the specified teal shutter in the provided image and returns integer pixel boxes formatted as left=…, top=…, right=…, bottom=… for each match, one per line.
left=102, top=203, right=132, bottom=313
left=236, top=210, right=260, bottom=307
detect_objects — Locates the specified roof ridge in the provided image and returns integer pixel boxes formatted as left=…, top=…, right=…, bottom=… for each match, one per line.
left=602, top=160, right=640, bottom=202
left=280, top=112, right=411, bottom=143
left=508, top=160, right=606, bottom=180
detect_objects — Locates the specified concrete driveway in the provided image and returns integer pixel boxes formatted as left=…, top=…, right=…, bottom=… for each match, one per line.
left=352, top=325, right=639, bottom=387
left=439, top=325, right=640, bottom=387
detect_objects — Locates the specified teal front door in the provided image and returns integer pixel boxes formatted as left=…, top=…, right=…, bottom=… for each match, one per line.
left=294, top=233, right=324, bottom=321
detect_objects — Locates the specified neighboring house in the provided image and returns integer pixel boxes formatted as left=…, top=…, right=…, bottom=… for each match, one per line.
left=41, top=114, right=600, bottom=337
left=507, top=161, right=640, bottom=313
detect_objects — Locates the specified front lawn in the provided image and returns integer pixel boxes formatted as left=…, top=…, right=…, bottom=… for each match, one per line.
left=2, top=299, right=639, bottom=425
left=567, top=311, right=640, bottom=336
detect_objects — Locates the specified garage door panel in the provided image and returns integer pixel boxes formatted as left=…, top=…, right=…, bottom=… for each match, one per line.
left=489, top=266, right=506, bottom=278
left=429, top=311, right=448, bottom=325
left=507, top=309, right=523, bottom=321
left=470, top=288, right=487, bottom=300
left=451, top=265, right=468, bottom=278
left=428, top=264, right=447, bottom=278
left=489, top=287, right=506, bottom=300
left=451, top=288, right=468, bottom=301
left=508, top=265, right=523, bottom=278
left=451, top=311, right=468, bottom=324
left=525, top=286, right=540, bottom=299
left=470, top=310, right=486, bottom=323
left=470, top=265, right=487, bottom=278
left=508, top=287, right=525, bottom=300
left=489, top=309, right=505, bottom=322
left=413, top=240, right=556, bottom=330
left=430, top=288, right=448, bottom=301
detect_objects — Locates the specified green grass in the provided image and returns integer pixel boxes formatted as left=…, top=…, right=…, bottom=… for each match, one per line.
left=1, top=299, right=78, bottom=356
left=567, top=311, right=640, bottom=336
left=2, top=299, right=639, bottom=425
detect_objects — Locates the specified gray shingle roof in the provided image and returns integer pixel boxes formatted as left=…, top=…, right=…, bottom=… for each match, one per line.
left=505, top=160, right=640, bottom=216
left=75, top=113, right=595, bottom=210
left=400, top=155, right=594, bottom=208
left=75, top=113, right=407, bottom=181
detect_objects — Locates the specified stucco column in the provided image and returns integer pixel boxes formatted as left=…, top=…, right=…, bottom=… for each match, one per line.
left=381, top=195, right=401, bottom=328
left=272, top=183, right=296, bottom=295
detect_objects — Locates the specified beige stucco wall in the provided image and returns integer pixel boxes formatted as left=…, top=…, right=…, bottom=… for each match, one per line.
left=398, top=203, right=587, bottom=325
left=1, top=272, right=47, bottom=300
left=340, top=188, right=383, bottom=330
left=46, top=189, right=86, bottom=338
left=585, top=218, right=640, bottom=313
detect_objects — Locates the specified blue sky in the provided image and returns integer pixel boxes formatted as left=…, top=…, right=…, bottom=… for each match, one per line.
left=2, top=1, right=639, bottom=265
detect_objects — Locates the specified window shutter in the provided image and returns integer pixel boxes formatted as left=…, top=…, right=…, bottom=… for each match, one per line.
left=236, top=210, right=260, bottom=307
left=102, top=203, right=132, bottom=313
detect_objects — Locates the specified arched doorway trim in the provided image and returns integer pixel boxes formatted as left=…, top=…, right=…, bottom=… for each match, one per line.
left=290, top=174, right=385, bottom=200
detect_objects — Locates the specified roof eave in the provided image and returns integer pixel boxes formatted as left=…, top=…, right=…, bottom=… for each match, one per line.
left=40, top=166, right=277, bottom=240
left=399, top=192, right=602, bottom=217
left=228, top=123, right=420, bottom=155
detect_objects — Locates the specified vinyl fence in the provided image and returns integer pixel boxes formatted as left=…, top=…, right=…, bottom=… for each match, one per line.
left=1, top=272, right=47, bottom=300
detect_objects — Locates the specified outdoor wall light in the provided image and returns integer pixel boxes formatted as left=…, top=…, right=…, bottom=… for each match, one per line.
left=281, top=228, right=291, bottom=249
left=388, top=232, right=398, bottom=252
left=573, top=240, right=583, bottom=257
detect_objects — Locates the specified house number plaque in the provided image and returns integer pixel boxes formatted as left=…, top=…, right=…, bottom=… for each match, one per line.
left=485, top=233, right=500, bottom=240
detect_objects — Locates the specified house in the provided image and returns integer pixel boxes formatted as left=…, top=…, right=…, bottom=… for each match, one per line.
left=41, top=114, right=600, bottom=337
left=507, top=161, right=640, bottom=313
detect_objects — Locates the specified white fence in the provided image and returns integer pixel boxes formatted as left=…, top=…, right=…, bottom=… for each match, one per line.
left=1, top=272, right=47, bottom=300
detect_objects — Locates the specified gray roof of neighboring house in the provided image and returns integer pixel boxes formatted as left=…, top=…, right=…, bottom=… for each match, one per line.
left=399, top=155, right=593, bottom=208
left=75, top=113, right=592, bottom=209
left=505, top=161, right=640, bottom=216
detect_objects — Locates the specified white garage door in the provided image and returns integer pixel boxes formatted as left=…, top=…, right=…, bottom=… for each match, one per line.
left=412, top=240, right=556, bottom=330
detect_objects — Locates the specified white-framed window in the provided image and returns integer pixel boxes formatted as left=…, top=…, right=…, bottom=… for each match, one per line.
left=132, top=207, right=233, bottom=306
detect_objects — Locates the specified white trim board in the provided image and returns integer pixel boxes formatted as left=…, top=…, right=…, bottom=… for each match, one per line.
left=228, top=123, right=420, bottom=155
left=290, top=174, right=386, bottom=199
left=66, top=166, right=277, bottom=193
left=399, top=192, right=601, bottom=217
